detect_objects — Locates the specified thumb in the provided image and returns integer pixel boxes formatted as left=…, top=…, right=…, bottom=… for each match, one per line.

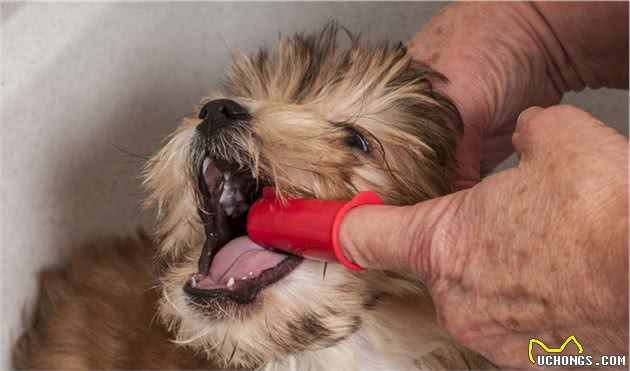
left=338, top=190, right=468, bottom=282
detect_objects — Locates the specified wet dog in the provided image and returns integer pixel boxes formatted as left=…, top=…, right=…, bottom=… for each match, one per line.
left=14, top=24, right=491, bottom=370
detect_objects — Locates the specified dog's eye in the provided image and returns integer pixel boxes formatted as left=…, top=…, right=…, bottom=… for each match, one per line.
left=344, top=127, right=370, bottom=153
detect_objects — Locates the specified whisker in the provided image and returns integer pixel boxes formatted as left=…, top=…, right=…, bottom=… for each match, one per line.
left=264, top=309, right=271, bottom=333
left=111, top=143, right=153, bottom=160
left=148, top=310, right=160, bottom=329
left=227, top=340, right=239, bottom=365
left=161, top=287, right=182, bottom=315
left=219, top=325, right=230, bottom=353
left=171, top=326, right=210, bottom=345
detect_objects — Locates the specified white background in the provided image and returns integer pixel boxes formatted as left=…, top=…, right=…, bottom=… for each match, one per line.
left=1, top=3, right=627, bottom=368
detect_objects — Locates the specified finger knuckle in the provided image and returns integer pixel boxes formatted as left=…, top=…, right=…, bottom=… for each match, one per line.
left=545, top=103, right=587, bottom=119
left=515, top=107, right=543, bottom=134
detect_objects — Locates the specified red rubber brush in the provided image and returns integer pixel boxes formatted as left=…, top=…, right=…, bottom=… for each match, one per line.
left=246, top=187, right=383, bottom=270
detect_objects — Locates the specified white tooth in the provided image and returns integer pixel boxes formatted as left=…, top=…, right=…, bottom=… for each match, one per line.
left=191, top=276, right=197, bottom=288
left=224, top=206, right=235, bottom=216
left=248, top=272, right=253, bottom=276
left=242, top=276, right=247, bottom=280
left=202, top=158, right=211, bottom=174
left=227, top=277, right=235, bottom=288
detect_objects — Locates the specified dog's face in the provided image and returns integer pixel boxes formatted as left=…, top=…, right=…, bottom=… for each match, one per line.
left=143, top=25, right=461, bottom=368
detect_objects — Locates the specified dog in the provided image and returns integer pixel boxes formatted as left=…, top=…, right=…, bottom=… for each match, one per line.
left=13, top=24, right=492, bottom=370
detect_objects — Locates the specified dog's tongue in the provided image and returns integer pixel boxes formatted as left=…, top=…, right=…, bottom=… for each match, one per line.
left=208, top=236, right=287, bottom=284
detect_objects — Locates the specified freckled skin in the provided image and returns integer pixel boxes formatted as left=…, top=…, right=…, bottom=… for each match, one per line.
left=370, top=3, right=629, bottom=366
left=341, top=105, right=629, bottom=369
left=434, top=108, right=627, bottom=366
left=427, top=52, right=440, bottom=65
left=406, top=2, right=628, bottom=189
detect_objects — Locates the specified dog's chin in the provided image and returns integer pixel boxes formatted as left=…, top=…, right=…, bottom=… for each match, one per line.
left=182, top=155, right=303, bottom=310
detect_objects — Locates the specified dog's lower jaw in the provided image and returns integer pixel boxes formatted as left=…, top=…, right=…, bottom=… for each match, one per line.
left=259, top=295, right=493, bottom=371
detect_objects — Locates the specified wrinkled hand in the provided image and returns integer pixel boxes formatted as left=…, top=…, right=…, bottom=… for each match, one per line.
left=340, top=105, right=629, bottom=368
left=407, top=2, right=628, bottom=189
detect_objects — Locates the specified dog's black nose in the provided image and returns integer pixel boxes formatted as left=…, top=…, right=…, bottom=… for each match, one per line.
left=197, top=99, right=249, bottom=137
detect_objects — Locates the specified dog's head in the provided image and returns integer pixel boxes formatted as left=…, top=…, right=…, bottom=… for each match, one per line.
left=143, top=24, right=461, bottom=368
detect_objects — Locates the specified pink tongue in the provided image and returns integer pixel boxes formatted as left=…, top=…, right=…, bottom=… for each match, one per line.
left=208, top=236, right=287, bottom=284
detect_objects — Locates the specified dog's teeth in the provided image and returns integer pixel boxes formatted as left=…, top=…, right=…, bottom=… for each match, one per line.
left=202, top=158, right=211, bottom=174
left=219, top=187, right=234, bottom=204
left=224, top=206, right=235, bottom=216
left=248, top=271, right=253, bottom=276
left=191, top=276, right=197, bottom=288
left=227, top=277, right=235, bottom=288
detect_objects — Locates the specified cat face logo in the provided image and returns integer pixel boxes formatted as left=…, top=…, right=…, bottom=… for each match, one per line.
left=528, top=335, right=584, bottom=363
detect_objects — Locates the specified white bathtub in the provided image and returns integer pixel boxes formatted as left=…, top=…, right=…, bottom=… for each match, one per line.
left=1, top=3, right=627, bottom=368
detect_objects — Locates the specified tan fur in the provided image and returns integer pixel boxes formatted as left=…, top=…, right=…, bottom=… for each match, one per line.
left=14, top=24, right=493, bottom=370
left=13, top=234, right=210, bottom=370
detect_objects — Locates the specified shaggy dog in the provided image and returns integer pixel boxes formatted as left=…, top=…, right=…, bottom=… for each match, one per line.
left=14, top=24, right=492, bottom=370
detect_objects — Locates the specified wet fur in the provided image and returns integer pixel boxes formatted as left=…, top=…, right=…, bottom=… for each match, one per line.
left=14, top=24, right=492, bottom=370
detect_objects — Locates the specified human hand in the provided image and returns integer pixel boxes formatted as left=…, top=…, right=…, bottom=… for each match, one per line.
left=339, top=105, right=629, bottom=368
left=407, top=2, right=628, bottom=189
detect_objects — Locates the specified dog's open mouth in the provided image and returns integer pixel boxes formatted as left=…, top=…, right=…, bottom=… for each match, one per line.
left=183, top=156, right=302, bottom=304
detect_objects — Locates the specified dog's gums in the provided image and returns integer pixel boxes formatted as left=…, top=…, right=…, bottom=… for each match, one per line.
left=185, top=157, right=303, bottom=304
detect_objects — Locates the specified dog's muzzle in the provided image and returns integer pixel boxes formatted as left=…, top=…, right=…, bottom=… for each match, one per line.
left=184, top=98, right=303, bottom=306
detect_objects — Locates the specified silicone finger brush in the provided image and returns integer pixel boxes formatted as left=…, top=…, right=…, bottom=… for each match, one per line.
left=246, top=187, right=383, bottom=270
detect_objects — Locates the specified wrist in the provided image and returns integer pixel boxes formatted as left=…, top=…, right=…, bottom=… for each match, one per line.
left=408, top=2, right=628, bottom=135
left=407, top=2, right=565, bottom=178
left=408, top=2, right=563, bottom=133
left=533, top=2, right=629, bottom=90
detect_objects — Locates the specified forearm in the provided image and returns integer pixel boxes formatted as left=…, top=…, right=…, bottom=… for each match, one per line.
left=407, top=2, right=628, bottom=178
left=408, top=2, right=628, bottom=129
left=534, top=1, right=629, bottom=90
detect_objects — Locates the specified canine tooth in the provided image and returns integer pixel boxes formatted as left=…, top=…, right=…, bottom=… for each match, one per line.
left=202, top=158, right=211, bottom=174
left=227, top=277, right=235, bottom=288
left=191, top=276, right=197, bottom=288
left=224, top=206, right=235, bottom=216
